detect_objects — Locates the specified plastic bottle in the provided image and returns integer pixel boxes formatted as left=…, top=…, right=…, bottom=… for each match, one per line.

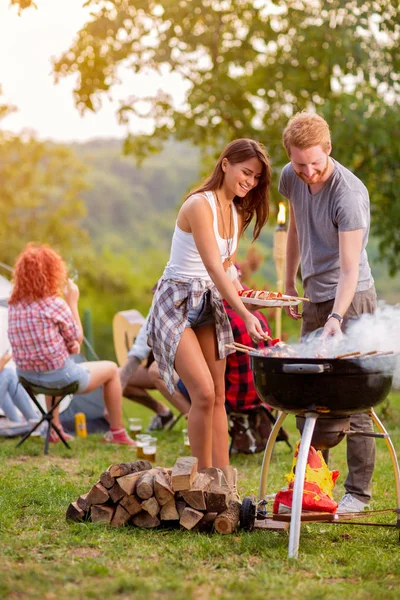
left=74, top=412, right=87, bottom=438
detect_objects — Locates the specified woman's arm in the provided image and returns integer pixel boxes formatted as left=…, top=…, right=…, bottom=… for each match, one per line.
left=180, top=196, right=265, bottom=341
left=64, top=280, right=84, bottom=344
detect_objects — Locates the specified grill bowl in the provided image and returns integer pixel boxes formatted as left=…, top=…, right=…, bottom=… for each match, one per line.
left=250, top=354, right=396, bottom=417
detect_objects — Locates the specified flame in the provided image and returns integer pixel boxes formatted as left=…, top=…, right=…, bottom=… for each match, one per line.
left=277, top=202, right=286, bottom=225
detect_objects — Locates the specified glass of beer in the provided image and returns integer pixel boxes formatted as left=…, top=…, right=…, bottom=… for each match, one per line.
left=128, top=417, right=143, bottom=438
left=182, top=428, right=190, bottom=449
left=136, top=434, right=152, bottom=459
left=142, top=436, right=157, bottom=463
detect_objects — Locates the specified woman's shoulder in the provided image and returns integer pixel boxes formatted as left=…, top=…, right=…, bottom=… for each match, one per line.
left=182, top=191, right=214, bottom=216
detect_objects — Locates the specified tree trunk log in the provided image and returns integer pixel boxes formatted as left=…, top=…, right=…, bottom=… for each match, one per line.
left=214, top=500, right=241, bottom=535
left=180, top=507, right=204, bottom=530
left=119, top=494, right=142, bottom=516
left=66, top=501, right=86, bottom=522
left=154, top=469, right=174, bottom=506
left=108, top=460, right=152, bottom=478
left=171, top=457, right=198, bottom=492
left=132, top=511, right=160, bottom=528
left=160, top=497, right=179, bottom=521
left=90, top=504, right=115, bottom=524
left=136, top=469, right=156, bottom=500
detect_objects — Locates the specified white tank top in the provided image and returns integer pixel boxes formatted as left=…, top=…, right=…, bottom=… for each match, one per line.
left=164, top=191, right=239, bottom=281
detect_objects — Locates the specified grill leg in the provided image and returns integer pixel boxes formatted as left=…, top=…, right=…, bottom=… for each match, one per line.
left=258, top=411, right=288, bottom=501
left=288, top=412, right=318, bottom=559
left=369, top=408, right=400, bottom=536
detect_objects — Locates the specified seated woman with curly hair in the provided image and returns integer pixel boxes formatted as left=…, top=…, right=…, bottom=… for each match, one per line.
left=8, top=243, right=135, bottom=446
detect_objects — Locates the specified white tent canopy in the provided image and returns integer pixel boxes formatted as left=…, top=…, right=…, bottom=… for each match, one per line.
left=0, top=274, right=12, bottom=357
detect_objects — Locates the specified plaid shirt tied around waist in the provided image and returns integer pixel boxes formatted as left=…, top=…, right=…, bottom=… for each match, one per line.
left=147, top=277, right=234, bottom=394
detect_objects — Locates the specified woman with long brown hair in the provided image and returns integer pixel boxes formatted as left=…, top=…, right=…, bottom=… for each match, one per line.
left=147, top=138, right=271, bottom=490
left=8, top=243, right=135, bottom=446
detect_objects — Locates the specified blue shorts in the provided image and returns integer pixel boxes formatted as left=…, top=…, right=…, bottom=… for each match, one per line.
left=186, top=290, right=214, bottom=329
left=17, top=357, right=91, bottom=393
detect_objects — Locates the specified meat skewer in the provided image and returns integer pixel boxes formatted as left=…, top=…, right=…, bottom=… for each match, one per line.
left=335, top=351, right=362, bottom=359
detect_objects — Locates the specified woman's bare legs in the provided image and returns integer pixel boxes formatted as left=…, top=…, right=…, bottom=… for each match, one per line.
left=174, top=324, right=228, bottom=470
left=80, top=361, right=124, bottom=429
left=195, top=325, right=229, bottom=468
left=147, top=361, right=191, bottom=416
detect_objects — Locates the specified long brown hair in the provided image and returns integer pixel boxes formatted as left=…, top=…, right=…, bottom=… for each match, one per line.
left=188, top=139, right=271, bottom=241
left=9, top=243, right=67, bottom=304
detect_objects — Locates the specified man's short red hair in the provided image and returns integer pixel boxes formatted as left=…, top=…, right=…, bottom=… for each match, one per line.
left=9, top=243, right=67, bottom=304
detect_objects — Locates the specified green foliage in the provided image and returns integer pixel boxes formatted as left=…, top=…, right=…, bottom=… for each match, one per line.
left=0, top=134, right=89, bottom=267
left=53, top=0, right=400, bottom=270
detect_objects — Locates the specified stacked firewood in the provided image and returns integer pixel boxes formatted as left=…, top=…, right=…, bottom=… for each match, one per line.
left=66, top=457, right=241, bottom=534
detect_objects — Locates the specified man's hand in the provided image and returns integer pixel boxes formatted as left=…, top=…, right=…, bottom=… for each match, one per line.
left=321, top=317, right=343, bottom=340
left=284, top=285, right=302, bottom=320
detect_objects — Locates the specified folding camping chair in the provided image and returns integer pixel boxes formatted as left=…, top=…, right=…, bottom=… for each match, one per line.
left=16, top=377, right=79, bottom=455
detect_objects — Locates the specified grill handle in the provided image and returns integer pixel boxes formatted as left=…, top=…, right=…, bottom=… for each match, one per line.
left=282, top=364, right=327, bottom=374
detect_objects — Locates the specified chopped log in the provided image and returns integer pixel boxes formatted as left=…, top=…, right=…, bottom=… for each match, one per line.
left=90, top=504, right=115, bottom=524
left=76, top=492, right=90, bottom=512
left=99, top=470, right=115, bottom=489
left=171, top=457, right=198, bottom=492
left=111, top=504, right=131, bottom=527
left=180, top=472, right=212, bottom=510
left=136, top=469, right=156, bottom=500
left=86, top=483, right=110, bottom=506
left=154, top=470, right=174, bottom=506
left=66, top=501, right=85, bottom=522
left=205, top=486, right=228, bottom=513
left=132, top=511, right=160, bottom=529
left=180, top=507, right=204, bottom=530
left=108, top=460, right=152, bottom=478
left=119, top=494, right=142, bottom=516
left=117, top=472, right=143, bottom=496
left=141, top=497, right=160, bottom=518
left=160, top=498, right=179, bottom=521
left=197, top=512, right=217, bottom=533
left=108, top=482, right=126, bottom=504
left=214, top=500, right=241, bottom=535
left=176, top=500, right=187, bottom=519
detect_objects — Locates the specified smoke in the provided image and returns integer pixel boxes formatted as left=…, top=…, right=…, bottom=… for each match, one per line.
left=294, top=302, right=400, bottom=388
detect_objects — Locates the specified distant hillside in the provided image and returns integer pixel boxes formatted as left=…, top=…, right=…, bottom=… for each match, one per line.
left=69, top=138, right=400, bottom=305
left=71, top=138, right=201, bottom=255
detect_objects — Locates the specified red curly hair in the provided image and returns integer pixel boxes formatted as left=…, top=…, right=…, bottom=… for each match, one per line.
left=9, top=243, right=68, bottom=304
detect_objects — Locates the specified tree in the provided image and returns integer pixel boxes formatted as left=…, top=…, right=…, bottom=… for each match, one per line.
left=0, top=132, right=90, bottom=267
left=52, top=0, right=400, bottom=270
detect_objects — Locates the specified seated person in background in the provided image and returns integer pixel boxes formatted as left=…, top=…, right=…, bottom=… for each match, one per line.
left=223, top=299, right=270, bottom=413
left=8, top=243, right=135, bottom=446
left=0, top=351, right=38, bottom=423
left=119, top=313, right=191, bottom=430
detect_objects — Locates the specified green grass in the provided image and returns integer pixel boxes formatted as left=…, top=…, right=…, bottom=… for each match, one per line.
left=1, top=393, right=400, bottom=600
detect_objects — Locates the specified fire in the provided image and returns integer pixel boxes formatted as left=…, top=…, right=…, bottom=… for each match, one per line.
left=277, top=202, right=286, bottom=225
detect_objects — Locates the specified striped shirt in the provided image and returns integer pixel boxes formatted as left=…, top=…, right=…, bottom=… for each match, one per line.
left=8, top=296, right=79, bottom=371
left=147, top=277, right=234, bottom=394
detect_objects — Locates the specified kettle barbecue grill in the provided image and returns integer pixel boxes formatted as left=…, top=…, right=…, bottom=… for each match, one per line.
left=241, top=352, right=400, bottom=558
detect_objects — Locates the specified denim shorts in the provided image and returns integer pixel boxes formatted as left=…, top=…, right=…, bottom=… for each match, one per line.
left=17, top=357, right=91, bottom=393
left=186, top=290, right=214, bottom=329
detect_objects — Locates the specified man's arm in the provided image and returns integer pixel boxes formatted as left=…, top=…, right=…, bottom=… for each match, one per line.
left=284, top=203, right=302, bottom=320
left=322, top=228, right=363, bottom=338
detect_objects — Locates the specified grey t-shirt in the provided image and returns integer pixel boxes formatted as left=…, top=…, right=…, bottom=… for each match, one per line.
left=278, top=159, right=374, bottom=303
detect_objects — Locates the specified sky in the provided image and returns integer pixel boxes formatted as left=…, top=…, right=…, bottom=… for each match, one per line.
left=0, top=0, right=187, bottom=142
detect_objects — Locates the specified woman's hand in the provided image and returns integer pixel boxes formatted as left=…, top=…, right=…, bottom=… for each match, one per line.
left=64, top=279, right=80, bottom=305
left=243, top=311, right=268, bottom=344
left=67, top=340, right=81, bottom=355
